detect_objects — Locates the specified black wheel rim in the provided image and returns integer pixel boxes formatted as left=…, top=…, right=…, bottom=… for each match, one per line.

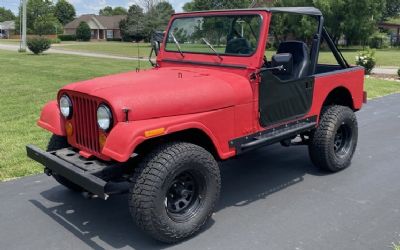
left=333, top=123, right=352, bottom=157
left=165, top=171, right=204, bottom=222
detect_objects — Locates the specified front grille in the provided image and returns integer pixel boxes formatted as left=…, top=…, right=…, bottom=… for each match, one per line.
left=71, top=95, right=100, bottom=154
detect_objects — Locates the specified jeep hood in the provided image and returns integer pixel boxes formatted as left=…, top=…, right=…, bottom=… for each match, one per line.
left=61, top=67, right=252, bottom=121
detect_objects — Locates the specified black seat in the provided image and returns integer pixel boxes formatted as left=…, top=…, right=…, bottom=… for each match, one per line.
left=225, top=38, right=252, bottom=55
left=277, top=41, right=310, bottom=79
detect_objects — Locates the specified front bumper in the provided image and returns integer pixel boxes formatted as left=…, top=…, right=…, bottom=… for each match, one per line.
left=26, top=145, right=123, bottom=200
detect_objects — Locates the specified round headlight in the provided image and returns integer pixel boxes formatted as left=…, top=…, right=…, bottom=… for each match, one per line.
left=97, top=104, right=112, bottom=131
left=60, top=95, right=72, bottom=118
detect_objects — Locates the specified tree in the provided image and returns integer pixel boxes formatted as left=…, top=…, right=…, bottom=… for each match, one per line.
left=54, top=0, right=76, bottom=25
left=99, top=6, right=114, bottom=16
left=119, top=5, right=146, bottom=42
left=99, top=6, right=128, bottom=16
left=383, top=0, right=400, bottom=20
left=263, top=0, right=387, bottom=46
left=135, top=0, right=161, bottom=12
left=144, top=1, right=175, bottom=37
left=0, top=7, right=16, bottom=22
left=112, top=7, right=128, bottom=15
left=34, top=14, right=61, bottom=35
left=76, top=21, right=91, bottom=41
left=182, top=0, right=252, bottom=12
left=26, top=0, right=55, bottom=34
left=341, top=0, right=386, bottom=45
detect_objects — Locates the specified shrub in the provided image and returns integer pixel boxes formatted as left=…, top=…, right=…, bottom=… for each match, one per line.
left=106, top=38, right=122, bottom=42
left=355, top=49, right=376, bottom=74
left=58, top=34, right=76, bottom=41
left=398, top=68, right=400, bottom=78
left=27, top=37, right=51, bottom=55
left=50, top=38, right=61, bottom=44
left=369, top=32, right=390, bottom=49
left=76, top=21, right=91, bottom=41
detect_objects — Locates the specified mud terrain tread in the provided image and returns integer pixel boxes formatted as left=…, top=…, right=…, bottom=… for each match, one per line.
left=129, top=142, right=220, bottom=243
left=309, top=105, right=358, bottom=172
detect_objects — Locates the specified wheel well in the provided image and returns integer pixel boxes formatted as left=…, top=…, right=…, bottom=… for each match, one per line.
left=134, top=129, right=220, bottom=160
left=322, top=87, right=354, bottom=110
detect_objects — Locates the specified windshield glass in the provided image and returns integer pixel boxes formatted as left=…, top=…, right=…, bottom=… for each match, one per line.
left=165, top=15, right=262, bottom=56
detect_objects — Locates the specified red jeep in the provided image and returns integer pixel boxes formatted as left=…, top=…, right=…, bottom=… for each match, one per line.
left=27, top=7, right=366, bottom=242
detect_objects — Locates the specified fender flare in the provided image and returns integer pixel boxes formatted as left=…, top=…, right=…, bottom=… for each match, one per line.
left=102, top=118, right=235, bottom=162
left=37, top=100, right=66, bottom=136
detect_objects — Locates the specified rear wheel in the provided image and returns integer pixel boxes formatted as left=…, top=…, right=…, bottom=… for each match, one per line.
left=308, top=105, right=358, bottom=172
left=129, top=142, right=221, bottom=243
left=47, top=135, right=84, bottom=192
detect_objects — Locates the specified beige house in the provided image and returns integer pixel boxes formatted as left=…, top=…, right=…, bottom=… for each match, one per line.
left=379, top=21, right=400, bottom=46
left=64, top=15, right=126, bottom=40
left=0, top=21, right=15, bottom=39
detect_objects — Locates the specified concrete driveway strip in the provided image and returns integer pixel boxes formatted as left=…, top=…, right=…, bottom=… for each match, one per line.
left=1, top=94, right=400, bottom=250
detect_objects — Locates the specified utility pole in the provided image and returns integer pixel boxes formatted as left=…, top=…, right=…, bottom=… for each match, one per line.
left=19, top=0, right=27, bottom=52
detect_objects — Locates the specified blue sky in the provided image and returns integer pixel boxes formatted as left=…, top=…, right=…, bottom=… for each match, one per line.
left=0, top=0, right=189, bottom=15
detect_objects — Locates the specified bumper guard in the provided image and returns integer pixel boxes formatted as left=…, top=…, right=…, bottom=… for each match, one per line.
left=26, top=145, right=110, bottom=200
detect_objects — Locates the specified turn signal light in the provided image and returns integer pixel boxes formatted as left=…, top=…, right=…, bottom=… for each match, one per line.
left=99, top=133, right=107, bottom=148
left=145, top=128, right=165, bottom=138
left=66, top=122, right=73, bottom=137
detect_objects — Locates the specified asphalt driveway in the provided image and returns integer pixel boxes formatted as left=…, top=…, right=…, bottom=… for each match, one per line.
left=1, top=94, right=400, bottom=250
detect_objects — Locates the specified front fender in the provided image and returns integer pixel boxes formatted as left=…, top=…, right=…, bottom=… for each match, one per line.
left=102, top=108, right=236, bottom=162
left=37, top=100, right=66, bottom=136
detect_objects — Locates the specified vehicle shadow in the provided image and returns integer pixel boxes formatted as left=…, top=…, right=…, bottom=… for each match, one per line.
left=29, top=144, right=327, bottom=250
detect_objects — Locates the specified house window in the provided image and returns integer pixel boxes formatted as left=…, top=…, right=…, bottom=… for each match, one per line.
left=107, top=30, right=113, bottom=39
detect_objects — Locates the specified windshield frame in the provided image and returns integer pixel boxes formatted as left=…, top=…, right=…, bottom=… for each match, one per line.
left=164, top=13, right=264, bottom=58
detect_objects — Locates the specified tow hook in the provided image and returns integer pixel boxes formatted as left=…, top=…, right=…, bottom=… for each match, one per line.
left=44, top=168, right=52, bottom=176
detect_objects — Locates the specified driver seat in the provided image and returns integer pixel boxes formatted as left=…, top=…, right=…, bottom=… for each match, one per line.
left=225, top=38, right=252, bottom=54
left=277, top=41, right=310, bottom=79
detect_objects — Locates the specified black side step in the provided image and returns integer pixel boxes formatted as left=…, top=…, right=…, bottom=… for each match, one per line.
left=230, top=116, right=317, bottom=154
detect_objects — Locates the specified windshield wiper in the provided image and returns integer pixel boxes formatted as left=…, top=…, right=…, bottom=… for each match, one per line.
left=202, top=38, right=223, bottom=61
left=170, top=32, right=184, bottom=58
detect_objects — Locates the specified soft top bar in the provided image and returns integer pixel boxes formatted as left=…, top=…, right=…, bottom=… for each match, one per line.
left=175, top=7, right=322, bottom=17
left=266, top=7, right=322, bottom=16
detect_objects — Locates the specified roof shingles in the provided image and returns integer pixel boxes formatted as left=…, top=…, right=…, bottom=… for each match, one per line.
left=64, top=15, right=126, bottom=30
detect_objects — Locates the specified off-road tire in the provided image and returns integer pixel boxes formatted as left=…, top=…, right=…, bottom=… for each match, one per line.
left=309, top=105, right=358, bottom=172
left=129, top=142, right=221, bottom=243
left=47, top=135, right=84, bottom=192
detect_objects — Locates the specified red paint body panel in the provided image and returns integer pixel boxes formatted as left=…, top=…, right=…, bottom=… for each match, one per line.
left=37, top=101, right=66, bottom=136
left=102, top=108, right=236, bottom=162
left=36, top=9, right=365, bottom=163
left=61, top=67, right=253, bottom=122
left=310, top=69, right=365, bottom=116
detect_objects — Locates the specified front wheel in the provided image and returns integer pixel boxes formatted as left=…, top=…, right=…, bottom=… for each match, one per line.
left=129, top=142, right=221, bottom=243
left=309, top=105, right=358, bottom=172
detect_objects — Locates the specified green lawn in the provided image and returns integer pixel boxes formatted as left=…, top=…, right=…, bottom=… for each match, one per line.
left=0, top=49, right=399, bottom=181
left=266, top=48, right=400, bottom=67
left=0, top=50, right=149, bottom=181
left=365, top=77, right=400, bottom=98
left=55, top=41, right=152, bottom=58
left=4, top=39, right=400, bottom=67
left=57, top=41, right=400, bottom=67
left=318, top=48, right=400, bottom=67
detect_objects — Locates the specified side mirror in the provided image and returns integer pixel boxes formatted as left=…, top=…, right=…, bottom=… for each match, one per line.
left=152, top=41, right=160, bottom=56
left=271, top=53, right=293, bottom=75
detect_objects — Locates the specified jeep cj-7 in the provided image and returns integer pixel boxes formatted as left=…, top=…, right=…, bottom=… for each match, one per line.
left=27, top=7, right=366, bottom=242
